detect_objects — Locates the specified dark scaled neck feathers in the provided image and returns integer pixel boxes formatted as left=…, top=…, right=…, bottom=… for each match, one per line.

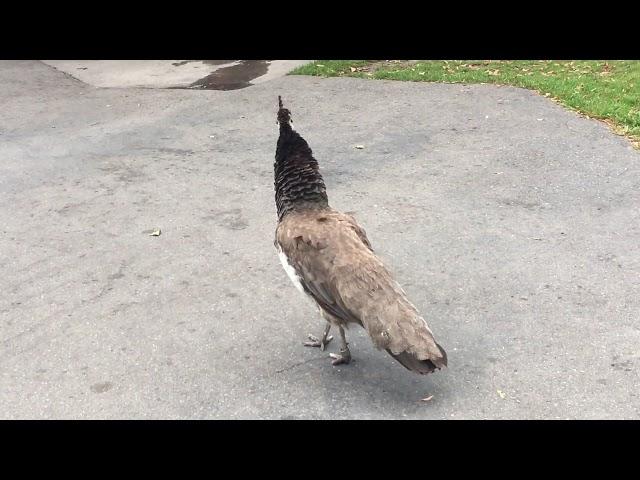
left=274, top=96, right=329, bottom=222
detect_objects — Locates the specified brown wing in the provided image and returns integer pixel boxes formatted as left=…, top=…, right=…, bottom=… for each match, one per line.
left=276, top=209, right=446, bottom=368
left=276, top=211, right=362, bottom=324
left=341, top=212, right=374, bottom=252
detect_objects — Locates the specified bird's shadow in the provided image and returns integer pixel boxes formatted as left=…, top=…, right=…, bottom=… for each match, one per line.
left=272, top=329, right=462, bottom=419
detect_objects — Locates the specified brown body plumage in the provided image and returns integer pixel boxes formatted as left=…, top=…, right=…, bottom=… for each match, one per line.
left=274, top=97, right=447, bottom=374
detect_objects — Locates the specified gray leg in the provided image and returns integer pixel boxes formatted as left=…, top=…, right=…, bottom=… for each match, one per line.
left=329, top=326, right=352, bottom=365
left=304, top=323, right=333, bottom=351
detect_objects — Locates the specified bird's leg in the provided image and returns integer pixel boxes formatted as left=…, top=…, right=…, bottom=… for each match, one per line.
left=329, top=326, right=352, bottom=365
left=303, top=323, right=333, bottom=351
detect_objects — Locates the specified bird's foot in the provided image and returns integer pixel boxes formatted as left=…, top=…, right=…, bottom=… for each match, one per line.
left=329, top=348, right=352, bottom=366
left=303, top=334, right=333, bottom=351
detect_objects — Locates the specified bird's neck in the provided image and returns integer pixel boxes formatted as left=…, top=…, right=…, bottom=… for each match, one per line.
left=274, top=125, right=329, bottom=221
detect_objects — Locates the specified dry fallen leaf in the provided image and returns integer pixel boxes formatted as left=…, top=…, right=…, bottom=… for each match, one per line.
left=149, top=229, right=161, bottom=237
left=421, top=395, right=434, bottom=402
left=350, top=67, right=357, bottom=72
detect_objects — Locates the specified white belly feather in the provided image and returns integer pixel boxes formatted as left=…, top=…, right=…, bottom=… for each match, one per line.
left=277, top=245, right=305, bottom=294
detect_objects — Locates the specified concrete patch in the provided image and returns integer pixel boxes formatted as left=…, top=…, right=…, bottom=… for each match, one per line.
left=42, top=60, right=312, bottom=90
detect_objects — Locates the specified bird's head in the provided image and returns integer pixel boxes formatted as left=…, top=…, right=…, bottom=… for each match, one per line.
left=277, top=95, right=293, bottom=127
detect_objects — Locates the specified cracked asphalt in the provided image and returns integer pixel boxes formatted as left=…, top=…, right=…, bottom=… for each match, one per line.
left=1, top=60, right=639, bottom=419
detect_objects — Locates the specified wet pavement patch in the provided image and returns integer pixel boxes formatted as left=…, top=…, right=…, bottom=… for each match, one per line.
left=172, top=60, right=235, bottom=67
left=180, top=60, right=271, bottom=91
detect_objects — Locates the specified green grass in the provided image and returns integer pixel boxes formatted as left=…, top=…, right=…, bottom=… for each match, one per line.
left=291, top=60, right=640, bottom=147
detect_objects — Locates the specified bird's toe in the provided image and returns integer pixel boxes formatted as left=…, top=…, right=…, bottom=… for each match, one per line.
left=303, top=334, right=322, bottom=347
left=329, top=350, right=352, bottom=366
left=304, top=333, right=334, bottom=349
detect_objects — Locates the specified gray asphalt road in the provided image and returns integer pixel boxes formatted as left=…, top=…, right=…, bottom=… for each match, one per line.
left=1, top=61, right=639, bottom=419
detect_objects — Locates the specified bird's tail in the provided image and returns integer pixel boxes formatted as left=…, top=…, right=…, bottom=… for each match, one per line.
left=386, top=342, right=448, bottom=375
left=277, top=95, right=292, bottom=127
